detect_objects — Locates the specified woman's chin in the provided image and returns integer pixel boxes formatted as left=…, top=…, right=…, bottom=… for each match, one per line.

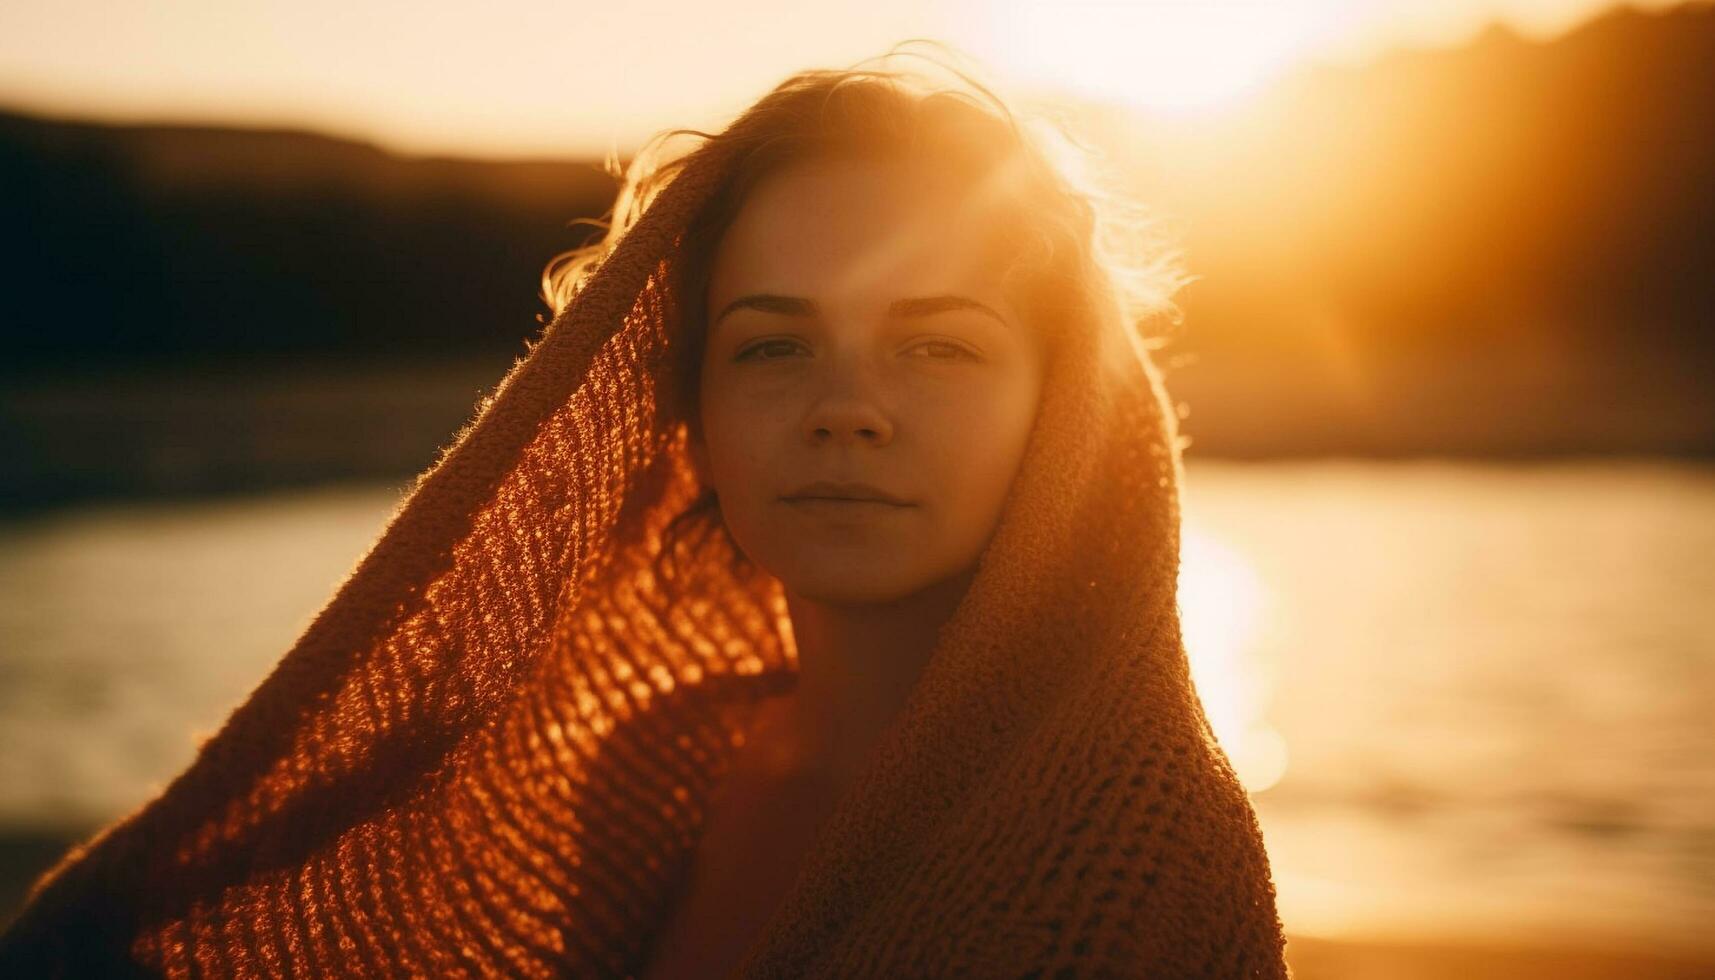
left=775, top=563, right=940, bottom=609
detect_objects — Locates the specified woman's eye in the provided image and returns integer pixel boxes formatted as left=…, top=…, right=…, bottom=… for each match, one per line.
left=735, top=339, right=802, bottom=361
left=735, top=339, right=978, bottom=362
left=911, top=340, right=979, bottom=361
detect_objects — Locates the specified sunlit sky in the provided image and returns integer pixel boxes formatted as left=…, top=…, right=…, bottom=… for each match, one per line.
left=0, top=0, right=1688, bottom=158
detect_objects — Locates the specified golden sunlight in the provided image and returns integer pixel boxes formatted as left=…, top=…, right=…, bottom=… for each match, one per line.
left=1178, top=523, right=1288, bottom=792
left=992, top=0, right=1339, bottom=113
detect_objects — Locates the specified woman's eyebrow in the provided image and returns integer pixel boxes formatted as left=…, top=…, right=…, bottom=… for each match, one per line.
left=713, top=293, right=1008, bottom=327
left=888, top=295, right=1008, bottom=325
left=714, top=294, right=815, bottom=325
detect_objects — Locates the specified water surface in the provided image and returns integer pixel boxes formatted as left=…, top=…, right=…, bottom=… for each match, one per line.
left=1, top=460, right=1709, bottom=952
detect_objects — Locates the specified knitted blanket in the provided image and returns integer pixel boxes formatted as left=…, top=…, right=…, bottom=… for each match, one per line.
left=0, top=135, right=1288, bottom=977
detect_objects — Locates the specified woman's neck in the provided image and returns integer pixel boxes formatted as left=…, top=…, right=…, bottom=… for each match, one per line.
left=776, top=565, right=976, bottom=791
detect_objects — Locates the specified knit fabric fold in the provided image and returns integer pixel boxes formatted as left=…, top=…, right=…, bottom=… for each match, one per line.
left=0, top=136, right=1288, bottom=977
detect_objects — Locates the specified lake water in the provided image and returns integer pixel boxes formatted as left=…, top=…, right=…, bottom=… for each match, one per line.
left=1, top=460, right=1710, bottom=954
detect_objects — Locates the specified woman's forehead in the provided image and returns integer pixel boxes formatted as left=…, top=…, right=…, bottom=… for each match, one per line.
left=709, top=157, right=1019, bottom=300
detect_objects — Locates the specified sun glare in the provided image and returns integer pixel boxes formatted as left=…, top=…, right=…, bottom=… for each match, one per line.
left=992, top=0, right=1337, bottom=114
left=1179, top=523, right=1287, bottom=792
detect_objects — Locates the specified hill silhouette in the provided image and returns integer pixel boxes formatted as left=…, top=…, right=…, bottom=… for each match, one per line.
left=0, top=117, right=614, bottom=369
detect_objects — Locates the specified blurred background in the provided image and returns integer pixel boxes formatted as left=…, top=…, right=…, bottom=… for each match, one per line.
left=2, top=1, right=1712, bottom=976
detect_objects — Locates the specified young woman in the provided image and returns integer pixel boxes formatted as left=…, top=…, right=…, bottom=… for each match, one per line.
left=0, top=46, right=1286, bottom=978
left=630, top=110, right=1049, bottom=980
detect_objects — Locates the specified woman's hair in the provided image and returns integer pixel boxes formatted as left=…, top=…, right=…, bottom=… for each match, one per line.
left=537, top=40, right=1187, bottom=589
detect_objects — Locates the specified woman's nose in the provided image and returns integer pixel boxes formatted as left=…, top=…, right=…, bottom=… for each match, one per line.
left=802, top=363, right=894, bottom=447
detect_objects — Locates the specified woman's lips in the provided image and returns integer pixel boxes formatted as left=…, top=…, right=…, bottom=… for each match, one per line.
left=781, top=497, right=914, bottom=513
left=782, top=480, right=913, bottom=506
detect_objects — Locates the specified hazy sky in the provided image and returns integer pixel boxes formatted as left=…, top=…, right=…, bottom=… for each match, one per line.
left=0, top=0, right=1687, bottom=157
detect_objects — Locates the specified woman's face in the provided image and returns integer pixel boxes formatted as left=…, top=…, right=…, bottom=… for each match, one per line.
left=693, top=155, right=1046, bottom=606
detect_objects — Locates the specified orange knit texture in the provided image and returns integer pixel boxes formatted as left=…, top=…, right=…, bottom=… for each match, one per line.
left=0, top=139, right=1288, bottom=977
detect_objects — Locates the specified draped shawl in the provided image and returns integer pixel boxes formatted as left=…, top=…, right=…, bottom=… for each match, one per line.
left=0, top=135, right=1288, bottom=978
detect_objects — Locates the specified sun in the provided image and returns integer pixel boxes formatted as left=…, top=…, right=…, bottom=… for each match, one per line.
left=989, top=0, right=1338, bottom=114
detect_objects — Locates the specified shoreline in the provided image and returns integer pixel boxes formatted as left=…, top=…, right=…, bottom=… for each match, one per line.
left=1284, top=933, right=1715, bottom=979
